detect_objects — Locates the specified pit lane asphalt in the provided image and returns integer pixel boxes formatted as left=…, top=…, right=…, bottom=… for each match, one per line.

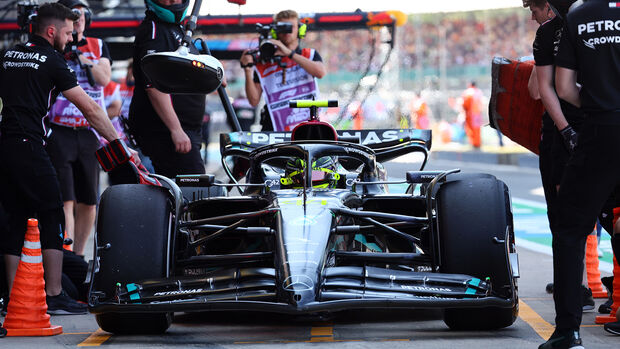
left=1, top=154, right=618, bottom=348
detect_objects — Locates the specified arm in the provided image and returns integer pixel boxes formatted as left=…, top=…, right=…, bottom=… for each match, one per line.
left=240, top=49, right=262, bottom=106
left=106, top=98, right=122, bottom=119
left=290, top=52, right=326, bottom=79
left=62, top=86, right=118, bottom=142
left=528, top=66, right=540, bottom=100
left=244, top=70, right=262, bottom=107
left=272, top=40, right=326, bottom=78
left=63, top=86, right=140, bottom=164
left=536, top=65, right=569, bottom=130
left=146, top=88, right=191, bottom=153
left=78, top=56, right=111, bottom=87
left=555, top=67, right=581, bottom=108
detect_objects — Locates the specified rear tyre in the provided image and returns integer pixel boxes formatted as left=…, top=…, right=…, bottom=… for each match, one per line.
left=91, top=184, right=173, bottom=334
left=437, top=174, right=517, bottom=330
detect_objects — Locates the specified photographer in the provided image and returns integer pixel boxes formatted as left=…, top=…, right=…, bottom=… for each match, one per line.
left=129, top=0, right=207, bottom=179
left=46, top=0, right=112, bottom=258
left=0, top=3, right=135, bottom=314
left=240, top=9, right=326, bottom=131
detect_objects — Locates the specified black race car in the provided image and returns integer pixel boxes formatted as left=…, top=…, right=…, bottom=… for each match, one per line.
left=88, top=103, right=519, bottom=334
left=87, top=3, right=518, bottom=333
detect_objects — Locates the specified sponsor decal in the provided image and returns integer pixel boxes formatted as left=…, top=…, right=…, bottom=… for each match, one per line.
left=3, top=50, right=47, bottom=62
left=401, top=285, right=453, bottom=292
left=153, top=288, right=203, bottom=296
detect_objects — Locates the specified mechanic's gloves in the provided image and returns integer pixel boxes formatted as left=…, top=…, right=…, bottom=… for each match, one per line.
left=96, top=139, right=132, bottom=170
left=560, top=125, right=579, bottom=153
left=96, top=140, right=160, bottom=186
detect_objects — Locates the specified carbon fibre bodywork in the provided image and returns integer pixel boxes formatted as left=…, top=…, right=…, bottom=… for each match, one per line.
left=88, top=129, right=518, bottom=328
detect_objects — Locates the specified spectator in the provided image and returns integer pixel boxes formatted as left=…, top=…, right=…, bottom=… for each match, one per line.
left=129, top=0, right=207, bottom=179
left=46, top=0, right=112, bottom=257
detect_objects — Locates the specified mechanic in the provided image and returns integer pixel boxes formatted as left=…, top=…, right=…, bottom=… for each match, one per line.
left=0, top=3, right=135, bottom=314
left=46, top=0, right=112, bottom=258
left=128, top=0, right=207, bottom=179
left=545, top=0, right=620, bottom=345
left=240, top=9, right=326, bottom=131
left=525, top=0, right=597, bottom=314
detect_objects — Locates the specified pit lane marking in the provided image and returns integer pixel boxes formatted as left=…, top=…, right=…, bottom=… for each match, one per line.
left=77, top=328, right=112, bottom=347
left=519, top=299, right=554, bottom=341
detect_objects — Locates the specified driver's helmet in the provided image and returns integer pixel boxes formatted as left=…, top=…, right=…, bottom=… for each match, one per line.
left=280, top=156, right=340, bottom=189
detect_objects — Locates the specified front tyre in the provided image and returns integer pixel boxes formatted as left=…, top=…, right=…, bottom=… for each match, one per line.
left=437, top=174, right=517, bottom=330
left=91, top=184, right=174, bottom=334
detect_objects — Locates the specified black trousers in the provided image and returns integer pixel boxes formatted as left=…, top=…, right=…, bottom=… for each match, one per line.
left=539, top=122, right=557, bottom=231
left=553, top=120, right=620, bottom=331
left=0, top=136, right=65, bottom=255
left=135, top=128, right=205, bottom=179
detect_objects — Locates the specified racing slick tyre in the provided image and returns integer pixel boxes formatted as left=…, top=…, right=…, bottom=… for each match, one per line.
left=92, top=184, right=173, bottom=334
left=437, top=174, right=517, bottom=330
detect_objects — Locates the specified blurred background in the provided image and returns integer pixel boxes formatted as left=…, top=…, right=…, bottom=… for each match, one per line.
left=0, top=0, right=538, bottom=149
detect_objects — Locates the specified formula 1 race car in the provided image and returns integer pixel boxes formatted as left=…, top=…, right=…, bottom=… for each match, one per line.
left=86, top=0, right=518, bottom=335
left=88, top=101, right=519, bottom=335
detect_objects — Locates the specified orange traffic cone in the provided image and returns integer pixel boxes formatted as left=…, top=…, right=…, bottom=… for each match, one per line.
left=1, top=219, right=63, bottom=336
left=586, top=234, right=607, bottom=298
left=595, top=255, right=620, bottom=324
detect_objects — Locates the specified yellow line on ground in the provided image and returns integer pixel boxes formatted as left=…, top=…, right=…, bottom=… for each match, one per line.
left=311, top=327, right=334, bottom=336
left=77, top=328, right=112, bottom=347
left=309, top=336, right=335, bottom=342
left=581, top=324, right=604, bottom=328
left=519, top=299, right=555, bottom=340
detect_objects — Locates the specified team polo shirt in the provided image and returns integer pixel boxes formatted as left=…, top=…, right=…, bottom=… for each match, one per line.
left=0, top=35, right=78, bottom=142
left=533, top=15, right=583, bottom=127
left=129, top=12, right=206, bottom=135
left=556, top=0, right=620, bottom=119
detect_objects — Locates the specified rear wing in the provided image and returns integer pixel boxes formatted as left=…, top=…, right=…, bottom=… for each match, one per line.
left=220, top=129, right=432, bottom=163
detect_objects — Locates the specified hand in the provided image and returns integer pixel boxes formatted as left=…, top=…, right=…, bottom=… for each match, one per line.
left=171, top=128, right=191, bottom=154
left=559, top=125, right=579, bottom=153
left=128, top=147, right=141, bottom=167
left=240, top=49, right=255, bottom=68
left=64, top=50, right=78, bottom=61
left=269, top=39, right=291, bottom=57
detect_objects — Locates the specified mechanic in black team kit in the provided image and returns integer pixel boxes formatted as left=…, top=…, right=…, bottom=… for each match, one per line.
left=526, top=0, right=598, bottom=313
left=129, top=0, right=207, bottom=179
left=543, top=0, right=620, bottom=346
left=0, top=3, right=136, bottom=314
left=47, top=0, right=113, bottom=258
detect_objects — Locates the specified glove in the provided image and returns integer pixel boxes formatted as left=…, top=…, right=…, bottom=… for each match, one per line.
left=559, top=125, right=579, bottom=153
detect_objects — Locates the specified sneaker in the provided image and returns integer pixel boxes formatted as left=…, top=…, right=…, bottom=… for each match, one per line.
left=46, top=290, right=87, bottom=315
left=598, top=297, right=613, bottom=314
left=0, top=296, right=7, bottom=316
left=581, top=286, right=595, bottom=312
left=604, top=320, right=620, bottom=336
left=538, top=330, right=584, bottom=349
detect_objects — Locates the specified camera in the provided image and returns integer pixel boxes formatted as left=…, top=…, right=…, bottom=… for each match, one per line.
left=255, top=22, right=292, bottom=61
left=17, top=0, right=39, bottom=33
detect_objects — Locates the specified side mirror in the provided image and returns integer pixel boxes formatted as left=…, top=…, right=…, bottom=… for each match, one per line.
left=141, top=47, right=224, bottom=95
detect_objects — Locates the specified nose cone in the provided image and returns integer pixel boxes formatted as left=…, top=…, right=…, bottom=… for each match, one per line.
left=276, top=197, right=336, bottom=307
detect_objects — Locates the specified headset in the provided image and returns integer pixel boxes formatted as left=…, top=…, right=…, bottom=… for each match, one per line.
left=58, top=0, right=91, bottom=28
left=270, top=22, right=307, bottom=39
